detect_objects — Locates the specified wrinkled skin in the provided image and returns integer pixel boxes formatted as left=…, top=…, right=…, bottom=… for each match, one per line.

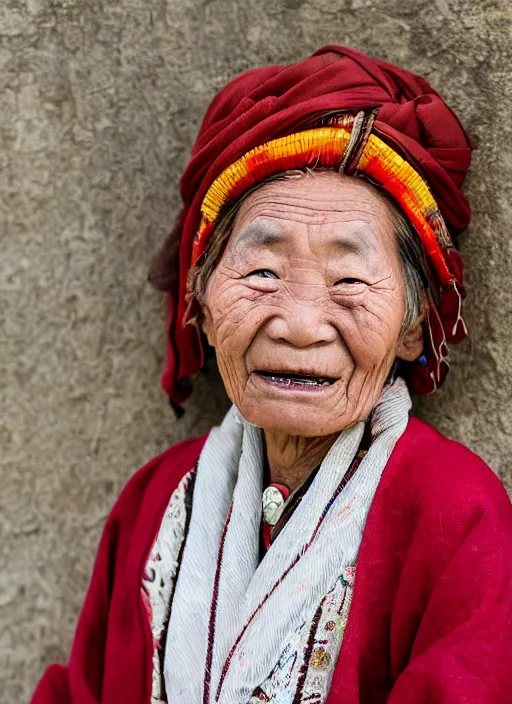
left=201, top=172, right=424, bottom=488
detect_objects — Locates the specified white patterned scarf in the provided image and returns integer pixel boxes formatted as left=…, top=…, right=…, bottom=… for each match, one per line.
left=164, top=378, right=411, bottom=703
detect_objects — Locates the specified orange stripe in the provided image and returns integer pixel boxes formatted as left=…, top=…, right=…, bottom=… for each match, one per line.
left=192, top=124, right=453, bottom=286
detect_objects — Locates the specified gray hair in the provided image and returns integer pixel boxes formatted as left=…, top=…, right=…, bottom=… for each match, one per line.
left=188, top=171, right=430, bottom=332
left=387, top=196, right=431, bottom=330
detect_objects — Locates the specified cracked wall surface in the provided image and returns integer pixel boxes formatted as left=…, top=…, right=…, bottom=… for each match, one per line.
left=1, top=0, right=511, bottom=700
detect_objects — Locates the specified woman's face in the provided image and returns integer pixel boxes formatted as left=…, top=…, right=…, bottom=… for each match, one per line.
left=201, top=171, right=421, bottom=437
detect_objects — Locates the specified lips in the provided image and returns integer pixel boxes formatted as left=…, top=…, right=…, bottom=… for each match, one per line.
left=254, top=370, right=336, bottom=387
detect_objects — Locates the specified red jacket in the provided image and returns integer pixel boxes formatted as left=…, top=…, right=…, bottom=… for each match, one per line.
left=31, top=418, right=512, bottom=703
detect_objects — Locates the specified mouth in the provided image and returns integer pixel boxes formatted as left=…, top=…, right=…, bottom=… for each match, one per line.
left=253, top=370, right=337, bottom=389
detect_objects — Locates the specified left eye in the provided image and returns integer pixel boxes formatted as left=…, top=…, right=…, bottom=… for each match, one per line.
left=246, top=269, right=278, bottom=279
left=334, top=277, right=365, bottom=285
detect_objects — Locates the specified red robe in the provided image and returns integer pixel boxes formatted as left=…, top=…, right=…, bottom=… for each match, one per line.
left=31, top=418, right=512, bottom=703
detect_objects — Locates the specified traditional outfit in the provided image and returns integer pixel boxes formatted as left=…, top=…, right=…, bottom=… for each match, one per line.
left=32, top=47, right=512, bottom=704
left=31, top=392, right=512, bottom=703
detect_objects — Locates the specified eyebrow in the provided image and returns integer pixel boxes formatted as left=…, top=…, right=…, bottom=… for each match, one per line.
left=330, top=226, right=374, bottom=258
left=232, top=221, right=284, bottom=251
left=231, top=219, right=375, bottom=259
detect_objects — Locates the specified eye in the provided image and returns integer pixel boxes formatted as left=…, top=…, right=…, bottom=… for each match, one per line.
left=334, top=277, right=366, bottom=286
left=245, top=269, right=279, bottom=280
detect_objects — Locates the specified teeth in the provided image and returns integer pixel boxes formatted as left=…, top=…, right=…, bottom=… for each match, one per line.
left=259, top=371, right=333, bottom=387
left=267, top=375, right=331, bottom=386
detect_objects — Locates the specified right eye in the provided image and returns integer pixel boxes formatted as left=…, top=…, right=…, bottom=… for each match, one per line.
left=245, top=269, right=279, bottom=279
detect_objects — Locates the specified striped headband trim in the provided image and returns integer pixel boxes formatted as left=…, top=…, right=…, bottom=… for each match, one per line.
left=191, top=119, right=455, bottom=287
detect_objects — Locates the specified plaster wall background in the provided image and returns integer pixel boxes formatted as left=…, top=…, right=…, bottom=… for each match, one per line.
left=1, top=0, right=511, bottom=700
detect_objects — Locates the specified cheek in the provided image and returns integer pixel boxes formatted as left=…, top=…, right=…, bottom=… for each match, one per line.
left=208, top=286, right=269, bottom=349
left=332, top=291, right=405, bottom=366
left=203, top=280, right=272, bottom=390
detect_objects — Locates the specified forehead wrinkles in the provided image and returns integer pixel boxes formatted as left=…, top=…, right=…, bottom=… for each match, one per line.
left=233, top=179, right=393, bottom=234
left=229, top=210, right=391, bottom=262
left=223, top=173, right=399, bottom=268
left=237, top=208, right=378, bottom=229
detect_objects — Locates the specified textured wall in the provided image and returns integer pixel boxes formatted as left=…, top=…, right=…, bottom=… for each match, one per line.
left=1, top=0, right=511, bottom=700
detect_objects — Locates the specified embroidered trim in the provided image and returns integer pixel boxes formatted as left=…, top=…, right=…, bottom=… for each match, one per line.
left=216, top=454, right=361, bottom=699
left=250, top=563, right=356, bottom=703
left=141, top=470, right=357, bottom=704
left=141, top=469, right=195, bottom=704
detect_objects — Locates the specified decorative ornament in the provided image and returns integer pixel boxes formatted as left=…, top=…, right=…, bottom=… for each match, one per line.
left=310, top=646, right=332, bottom=670
left=262, top=484, right=289, bottom=526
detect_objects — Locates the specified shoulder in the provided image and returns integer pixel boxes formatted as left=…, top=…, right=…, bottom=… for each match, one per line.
left=87, top=432, right=209, bottom=585
left=106, top=432, right=209, bottom=532
left=359, top=417, right=512, bottom=604
left=382, top=416, right=512, bottom=533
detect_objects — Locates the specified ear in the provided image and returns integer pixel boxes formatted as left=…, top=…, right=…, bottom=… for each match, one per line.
left=396, top=304, right=426, bottom=363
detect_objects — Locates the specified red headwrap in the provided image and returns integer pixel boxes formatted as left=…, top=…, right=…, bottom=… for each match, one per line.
left=155, top=46, right=474, bottom=408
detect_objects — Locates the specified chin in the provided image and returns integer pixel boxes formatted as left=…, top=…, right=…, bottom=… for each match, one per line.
left=239, top=397, right=349, bottom=438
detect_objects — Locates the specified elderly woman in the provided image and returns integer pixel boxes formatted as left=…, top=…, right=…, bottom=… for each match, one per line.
left=32, top=47, right=512, bottom=704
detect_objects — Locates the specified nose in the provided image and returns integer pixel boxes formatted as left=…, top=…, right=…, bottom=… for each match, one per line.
left=265, top=297, right=338, bottom=348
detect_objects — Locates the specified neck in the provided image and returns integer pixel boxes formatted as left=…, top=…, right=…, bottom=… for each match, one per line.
left=263, top=430, right=340, bottom=493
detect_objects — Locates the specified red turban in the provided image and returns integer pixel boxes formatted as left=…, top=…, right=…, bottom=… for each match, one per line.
left=153, top=46, right=474, bottom=408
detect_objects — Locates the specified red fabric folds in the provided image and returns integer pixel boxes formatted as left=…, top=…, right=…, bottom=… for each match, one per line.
left=30, top=420, right=512, bottom=703
left=161, top=46, right=474, bottom=404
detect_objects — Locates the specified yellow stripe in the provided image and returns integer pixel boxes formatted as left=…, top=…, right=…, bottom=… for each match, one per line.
left=197, top=124, right=451, bottom=261
left=200, top=127, right=352, bottom=223
left=358, top=135, right=451, bottom=247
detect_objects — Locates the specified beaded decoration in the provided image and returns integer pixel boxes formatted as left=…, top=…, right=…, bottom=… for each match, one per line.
left=191, top=120, right=454, bottom=291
